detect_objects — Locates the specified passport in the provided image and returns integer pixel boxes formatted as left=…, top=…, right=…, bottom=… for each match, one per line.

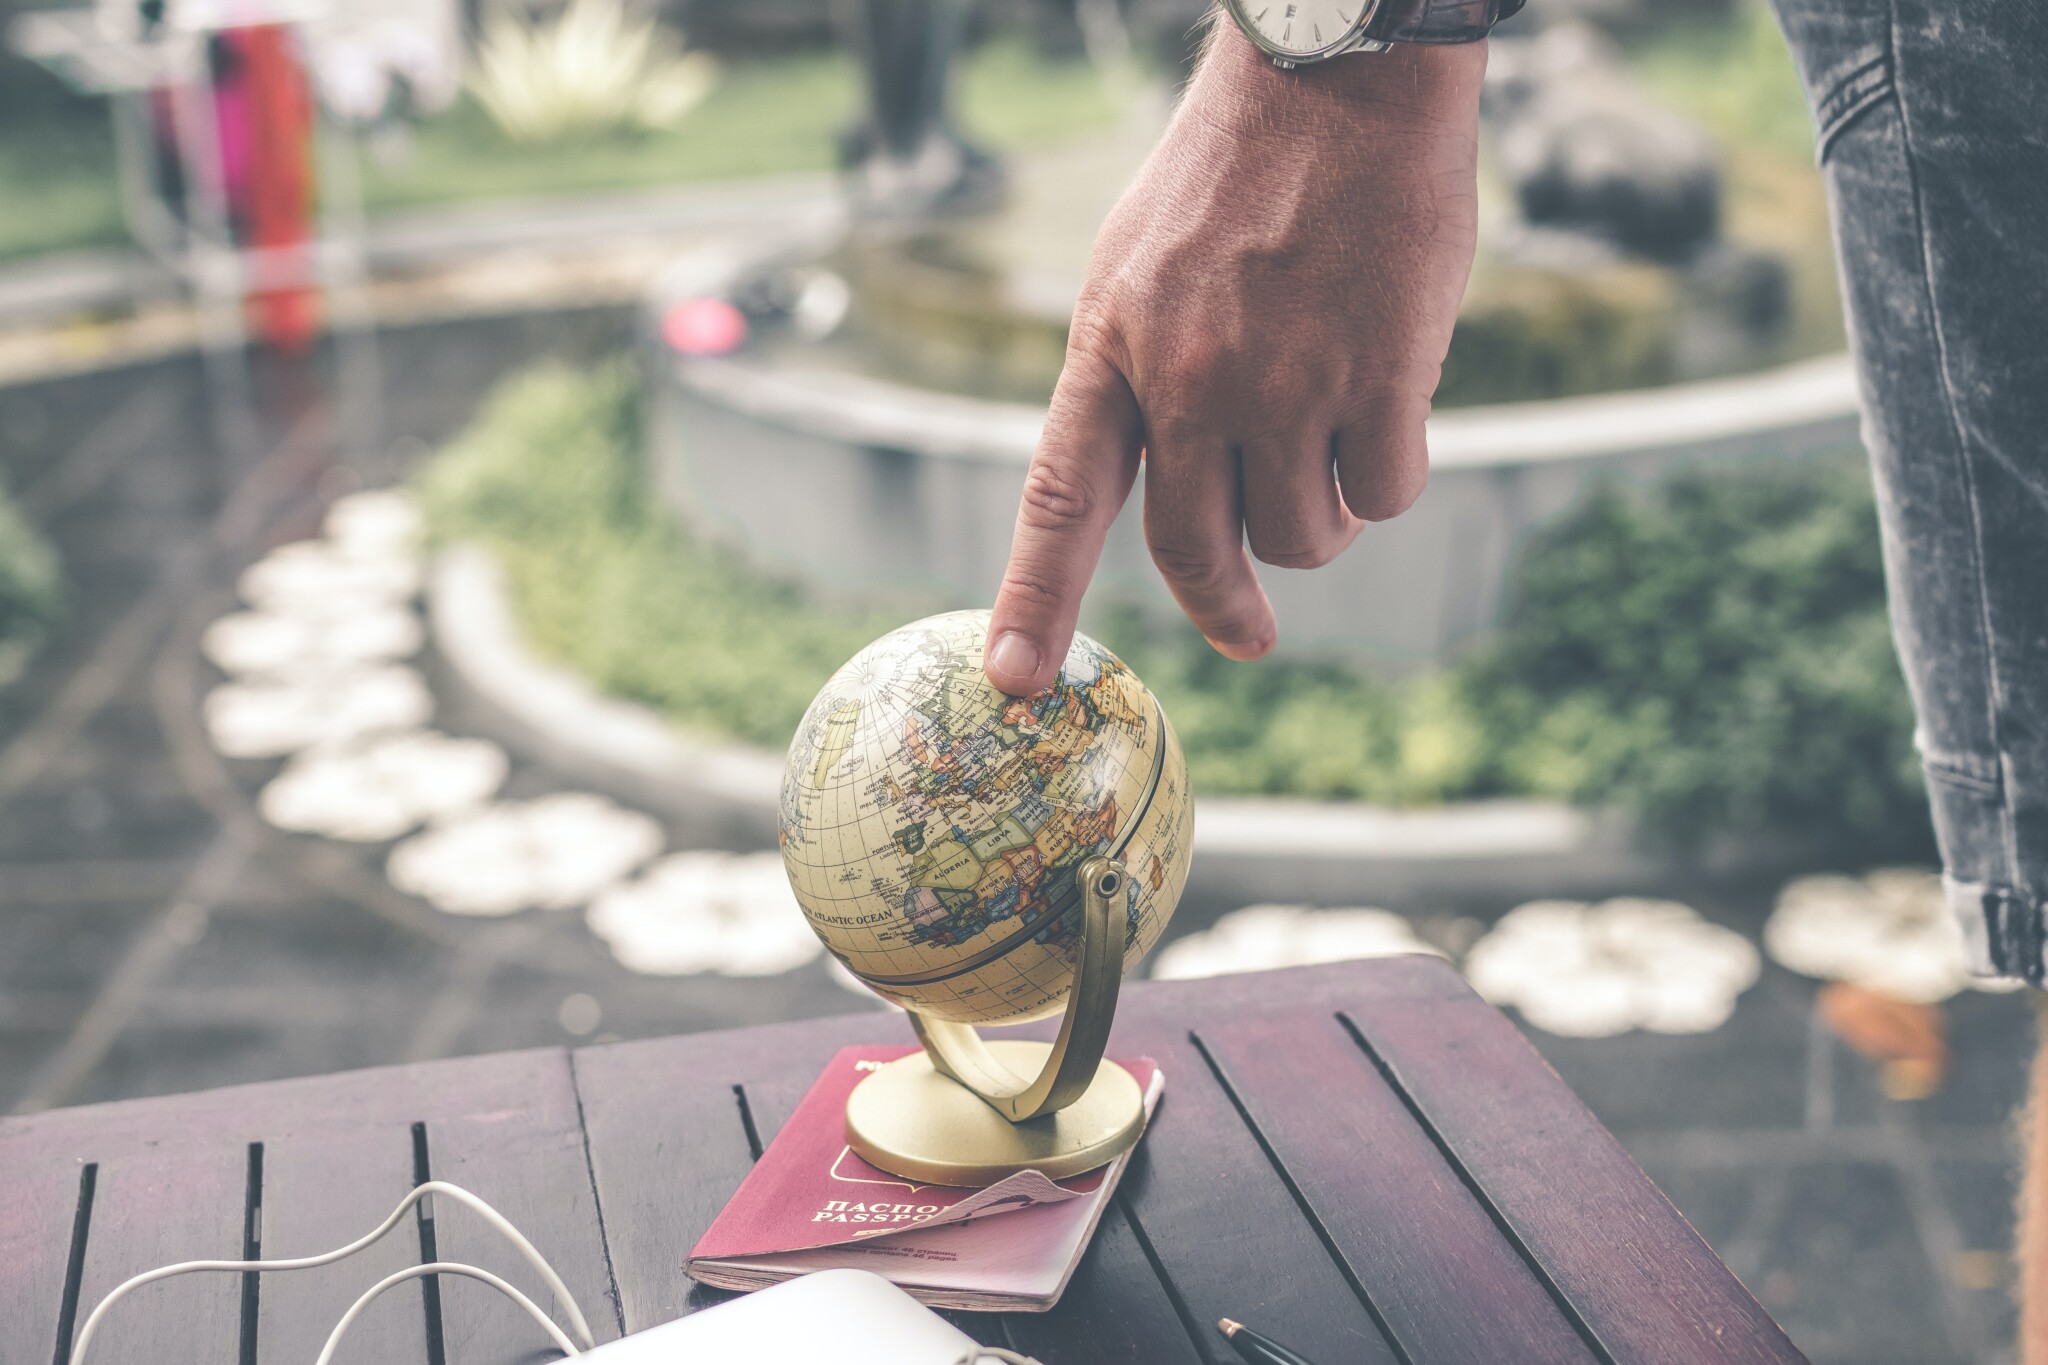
left=687, top=1045, right=1164, bottom=1312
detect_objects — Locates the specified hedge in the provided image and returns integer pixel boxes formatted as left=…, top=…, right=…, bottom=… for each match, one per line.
left=419, top=362, right=1925, bottom=849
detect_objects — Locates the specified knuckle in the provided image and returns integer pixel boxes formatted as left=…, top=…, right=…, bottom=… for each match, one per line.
left=1336, top=381, right=1418, bottom=428
left=998, top=564, right=1064, bottom=612
left=1144, top=411, right=1210, bottom=454
left=1347, top=463, right=1429, bottom=523
left=1063, top=309, right=1124, bottom=372
left=1148, top=343, right=1227, bottom=412
left=1149, top=538, right=1232, bottom=595
left=1017, top=461, right=1097, bottom=532
left=1253, top=363, right=1317, bottom=412
left=1357, top=366, right=1445, bottom=420
left=1176, top=334, right=1228, bottom=381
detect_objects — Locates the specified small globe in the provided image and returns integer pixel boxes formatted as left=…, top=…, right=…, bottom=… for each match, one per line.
left=780, top=609, right=1193, bottom=1025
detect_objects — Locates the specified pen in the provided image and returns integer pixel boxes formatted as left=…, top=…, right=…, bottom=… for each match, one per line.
left=1217, top=1317, right=1319, bottom=1365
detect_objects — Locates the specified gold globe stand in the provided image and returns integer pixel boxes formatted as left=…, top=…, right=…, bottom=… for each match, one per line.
left=845, top=857, right=1148, bottom=1185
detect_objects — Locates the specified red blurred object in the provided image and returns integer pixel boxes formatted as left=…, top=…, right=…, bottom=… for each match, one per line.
left=662, top=298, right=749, bottom=356
left=220, top=25, right=318, bottom=353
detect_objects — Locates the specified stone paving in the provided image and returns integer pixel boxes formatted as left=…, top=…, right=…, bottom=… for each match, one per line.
left=0, top=319, right=2036, bottom=1365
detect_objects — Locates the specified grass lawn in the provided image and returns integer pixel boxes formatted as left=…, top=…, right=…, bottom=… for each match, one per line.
left=1623, top=1, right=1817, bottom=165
left=0, top=36, right=1118, bottom=263
left=0, top=121, right=127, bottom=261
left=361, top=38, right=1117, bottom=212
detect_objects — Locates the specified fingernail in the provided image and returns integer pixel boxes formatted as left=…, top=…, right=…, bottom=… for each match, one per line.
left=987, top=632, right=1041, bottom=687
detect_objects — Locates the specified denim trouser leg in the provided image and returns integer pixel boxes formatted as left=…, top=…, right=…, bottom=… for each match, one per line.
left=1770, top=0, right=2048, bottom=980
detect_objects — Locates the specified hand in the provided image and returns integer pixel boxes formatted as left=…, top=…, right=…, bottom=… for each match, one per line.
left=983, top=25, right=1487, bottom=694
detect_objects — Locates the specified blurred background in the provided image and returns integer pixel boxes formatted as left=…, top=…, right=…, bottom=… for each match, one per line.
left=0, top=2, right=2028, bottom=1361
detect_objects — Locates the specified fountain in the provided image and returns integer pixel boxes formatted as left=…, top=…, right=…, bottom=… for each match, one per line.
left=642, top=5, right=1856, bottom=671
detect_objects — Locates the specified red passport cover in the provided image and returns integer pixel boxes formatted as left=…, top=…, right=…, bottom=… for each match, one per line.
left=690, top=1044, right=1160, bottom=1260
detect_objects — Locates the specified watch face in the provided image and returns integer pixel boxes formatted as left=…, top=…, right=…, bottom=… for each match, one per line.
left=1234, top=0, right=1371, bottom=59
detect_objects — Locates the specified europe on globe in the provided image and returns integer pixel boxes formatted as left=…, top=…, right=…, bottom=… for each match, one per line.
left=779, top=610, right=1192, bottom=1026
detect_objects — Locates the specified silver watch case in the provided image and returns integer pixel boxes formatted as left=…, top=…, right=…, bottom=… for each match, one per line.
left=1219, top=0, right=1391, bottom=68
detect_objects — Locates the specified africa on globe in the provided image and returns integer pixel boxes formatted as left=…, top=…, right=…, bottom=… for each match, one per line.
left=779, top=610, right=1192, bottom=1026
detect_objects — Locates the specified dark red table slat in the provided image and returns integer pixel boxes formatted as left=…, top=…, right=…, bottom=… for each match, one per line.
left=569, top=1046, right=758, bottom=1331
left=573, top=1014, right=862, bottom=1334
left=71, top=1144, right=248, bottom=1365
left=1198, top=1010, right=1602, bottom=1365
left=1004, top=1197, right=1206, bottom=1365
left=1340, top=962, right=1805, bottom=1365
left=254, top=1128, right=428, bottom=1365
left=1102, top=1004, right=1405, bottom=1365
left=422, top=1049, right=622, bottom=1365
left=0, top=1155, right=90, bottom=1365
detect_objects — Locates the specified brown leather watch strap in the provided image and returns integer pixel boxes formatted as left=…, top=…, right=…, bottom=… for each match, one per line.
left=1367, top=0, right=1526, bottom=44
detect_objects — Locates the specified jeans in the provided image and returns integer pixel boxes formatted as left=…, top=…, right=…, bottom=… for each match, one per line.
left=1768, top=0, right=2048, bottom=980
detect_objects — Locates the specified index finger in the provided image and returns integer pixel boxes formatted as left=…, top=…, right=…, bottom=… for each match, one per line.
left=985, top=351, right=1144, bottom=695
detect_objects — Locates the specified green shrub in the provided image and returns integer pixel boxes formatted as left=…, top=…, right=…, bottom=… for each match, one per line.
left=0, top=481, right=60, bottom=711
left=1089, top=611, right=1487, bottom=807
left=416, top=361, right=880, bottom=748
left=1101, top=457, right=1921, bottom=849
left=419, top=363, right=1922, bottom=849
left=1460, top=460, right=1923, bottom=845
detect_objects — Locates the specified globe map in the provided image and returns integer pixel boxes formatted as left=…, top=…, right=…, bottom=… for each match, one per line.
left=779, top=610, right=1193, bottom=1025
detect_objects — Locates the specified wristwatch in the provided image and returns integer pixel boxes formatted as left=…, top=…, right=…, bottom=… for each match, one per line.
left=1220, top=0, right=1525, bottom=66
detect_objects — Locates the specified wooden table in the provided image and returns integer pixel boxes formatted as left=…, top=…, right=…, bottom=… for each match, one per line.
left=0, top=958, right=1805, bottom=1365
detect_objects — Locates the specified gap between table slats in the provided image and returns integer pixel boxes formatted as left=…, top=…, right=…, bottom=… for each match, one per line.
left=69, top=1142, right=248, bottom=1365
left=251, top=1126, right=431, bottom=1365
left=570, top=1031, right=800, bottom=1333
left=1339, top=993, right=1807, bottom=1365
left=0, top=1155, right=99, bottom=1364
left=423, top=1053, right=620, bottom=1365
left=1192, top=1012, right=1601, bottom=1365
left=1099, top=1008, right=1406, bottom=1365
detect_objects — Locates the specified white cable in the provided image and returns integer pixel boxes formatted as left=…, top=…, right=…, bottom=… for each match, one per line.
left=68, top=1180, right=596, bottom=1365
left=316, top=1262, right=582, bottom=1365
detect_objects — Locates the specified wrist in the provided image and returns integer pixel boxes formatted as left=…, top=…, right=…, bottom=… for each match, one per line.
left=1195, top=18, right=1486, bottom=131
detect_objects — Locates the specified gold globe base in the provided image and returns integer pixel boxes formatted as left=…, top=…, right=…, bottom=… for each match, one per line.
left=845, top=1040, right=1146, bottom=1186
left=843, top=857, right=1147, bottom=1186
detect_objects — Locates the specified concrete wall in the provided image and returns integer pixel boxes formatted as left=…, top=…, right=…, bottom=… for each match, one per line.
left=647, top=339, right=1861, bottom=673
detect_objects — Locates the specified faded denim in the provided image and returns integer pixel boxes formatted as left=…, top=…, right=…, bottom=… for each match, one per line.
left=1770, top=0, right=2048, bottom=980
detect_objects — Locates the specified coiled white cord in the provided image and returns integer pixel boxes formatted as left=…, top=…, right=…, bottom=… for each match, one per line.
left=69, top=1180, right=1046, bottom=1365
left=315, top=1262, right=581, bottom=1365
left=68, top=1181, right=595, bottom=1365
